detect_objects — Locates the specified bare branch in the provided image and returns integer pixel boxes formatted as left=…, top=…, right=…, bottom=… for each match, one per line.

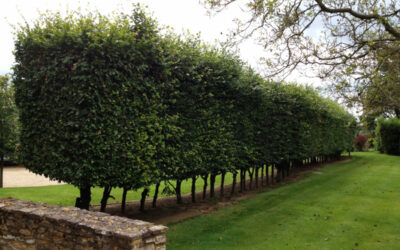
left=314, top=0, right=400, bottom=39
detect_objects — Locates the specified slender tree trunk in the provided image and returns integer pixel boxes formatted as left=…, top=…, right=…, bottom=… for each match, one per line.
left=152, top=182, right=160, bottom=208
left=240, top=169, right=246, bottom=192
left=281, top=164, right=285, bottom=179
left=276, top=165, right=282, bottom=182
left=191, top=176, right=196, bottom=203
left=248, top=168, right=254, bottom=189
left=231, top=172, right=237, bottom=195
left=202, top=174, right=208, bottom=200
left=176, top=180, right=182, bottom=204
left=271, top=165, right=275, bottom=184
left=140, top=188, right=149, bottom=212
left=265, top=165, right=269, bottom=186
left=100, top=185, right=112, bottom=212
left=261, top=166, right=264, bottom=186
left=76, top=185, right=91, bottom=210
left=121, top=187, right=128, bottom=214
left=220, top=172, right=226, bottom=198
left=255, top=167, right=259, bottom=188
left=210, top=174, right=216, bottom=198
left=239, top=169, right=243, bottom=192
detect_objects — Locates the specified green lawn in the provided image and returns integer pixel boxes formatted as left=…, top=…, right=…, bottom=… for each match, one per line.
left=167, top=152, right=400, bottom=249
left=0, top=172, right=240, bottom=206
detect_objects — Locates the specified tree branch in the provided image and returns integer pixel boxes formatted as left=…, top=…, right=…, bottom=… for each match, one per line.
left=314, top=0, right=400, bottom=39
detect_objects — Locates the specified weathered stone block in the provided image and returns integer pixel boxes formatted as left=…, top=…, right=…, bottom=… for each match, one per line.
left=154, top=235, right=166, bottom=244
left=144, top=243, right=155, bottom=250
left=18, top=228, right=32, bottom=236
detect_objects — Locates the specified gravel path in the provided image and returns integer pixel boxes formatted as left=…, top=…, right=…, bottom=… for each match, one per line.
left=2, top=166, right=64, bottom=188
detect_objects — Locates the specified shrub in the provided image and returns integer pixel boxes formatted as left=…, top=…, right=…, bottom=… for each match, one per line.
left=355, top=135, right=369, bottom=151
left=375, top=118, right=400, bottom=155
left=367, top=137, right=375, bottom=149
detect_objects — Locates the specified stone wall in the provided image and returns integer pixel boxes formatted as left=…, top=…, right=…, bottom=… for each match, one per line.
left=0, top=198, right=167, bottom=250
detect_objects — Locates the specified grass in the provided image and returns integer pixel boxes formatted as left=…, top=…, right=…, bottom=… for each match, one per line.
left=0, top=172, right=242, bottom=206
left=167, top=152, right=400, bottom=249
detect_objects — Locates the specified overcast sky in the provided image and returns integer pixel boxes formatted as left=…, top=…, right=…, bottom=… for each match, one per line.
left=0, top=0, right=321, bottom=86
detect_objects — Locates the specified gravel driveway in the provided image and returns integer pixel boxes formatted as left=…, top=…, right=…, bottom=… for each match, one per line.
left=2, top=166, right=64, bottom=188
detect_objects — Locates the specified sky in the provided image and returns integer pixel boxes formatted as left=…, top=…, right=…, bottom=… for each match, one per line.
left=0, top=0, right=321, bottom=86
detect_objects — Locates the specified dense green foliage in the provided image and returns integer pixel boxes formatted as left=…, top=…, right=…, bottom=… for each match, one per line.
left=13, top=7, right=355, bottom=209
left=13, top=8, right=167, bottom=208
left=376, top=118, right=400, bottom=155
left=0, top=75, right=18, bottom=163
left=168, top=152, right=400, bottom=249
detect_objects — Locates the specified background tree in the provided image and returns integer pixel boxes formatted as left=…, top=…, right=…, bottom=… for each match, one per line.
left=204, top=0, right=400, bottom=118
left=0, top=74, right=18, bottom=164
left=360, top=45, right=400, bottom=119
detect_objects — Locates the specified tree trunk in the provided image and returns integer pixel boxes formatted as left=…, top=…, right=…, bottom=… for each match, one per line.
left=261, top=166, right=264, bottom=186
left=202, top=174, right=208, bottom=200
left=240, top=169, right=244, bottom=192
left=76, top=185, right=91, bottom=210
left=271, top=165, right=275, bottom=184
left=176, top=179, right=182, bottom=204
left=121, top=187, right=128, bottom=214
left=210, top=174, right=216, bottom=198
left=140, top=187, right=149, bottom=212
left=276, top=166, right=281, bottom=182
left=191, top=176, right=196, bottom=203
left=265, top=165, right=269, bottom=186
left=152, top=182, right=160, bottom=208
left=255, top=167, right=259, bottom=188
left=281, top=164, right=285, bottom=179
left=248, top=168, right=254, bottom=189
left=231, top=172, right=237, bottom=195
left=100, top=185, right=112, bottom=212
left=220, top=172, right=226, bottom=198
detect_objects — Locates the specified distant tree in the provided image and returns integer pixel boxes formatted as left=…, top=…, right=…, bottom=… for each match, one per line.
left=360, top=45, right=400, bottom=119
left=0, top=74, right=18, bottom=164
left=204, top=0, right=400, bottom=114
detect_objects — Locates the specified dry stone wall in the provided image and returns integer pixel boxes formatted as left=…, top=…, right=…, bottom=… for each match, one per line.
left=0, top=198, right=167, bottom=250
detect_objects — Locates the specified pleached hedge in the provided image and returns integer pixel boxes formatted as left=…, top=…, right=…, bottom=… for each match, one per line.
left=13, top=7, right=356, bottom=210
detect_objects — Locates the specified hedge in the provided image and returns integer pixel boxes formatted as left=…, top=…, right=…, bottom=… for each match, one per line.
left=376, top=118, right=400, bottom=155
left=13, top=7, right=356, bottom=209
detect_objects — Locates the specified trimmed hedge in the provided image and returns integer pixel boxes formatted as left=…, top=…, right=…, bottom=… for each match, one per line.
left=376, top=118, right=400, bottom=155
left=13, top=7, right=356, bottom=209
